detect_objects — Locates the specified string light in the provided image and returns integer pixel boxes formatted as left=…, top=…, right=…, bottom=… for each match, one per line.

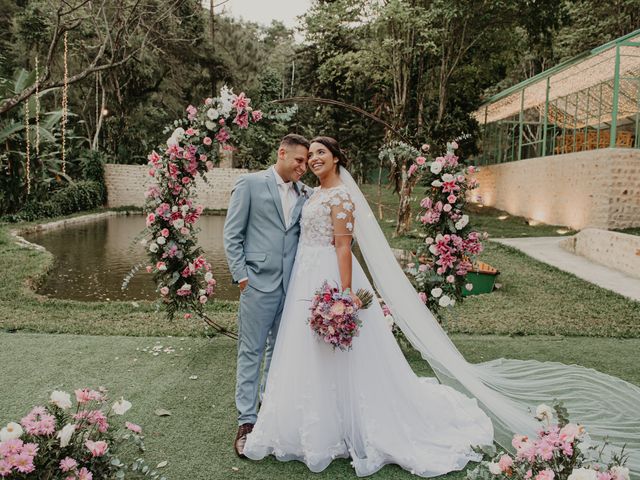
left=35, top=56, right=40, bottom=159
left=62, top=31, right=69, bottom=176
left=24, top=99, right=31, bottom=195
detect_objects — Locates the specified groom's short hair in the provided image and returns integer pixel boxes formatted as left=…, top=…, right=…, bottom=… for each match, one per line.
left=280, top=133, right=310, bottom=150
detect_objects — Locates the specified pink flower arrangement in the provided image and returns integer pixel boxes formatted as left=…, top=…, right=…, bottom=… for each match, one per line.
left=308, top=281, right=371, bottom=351
left=0, top=388, right=156, bottom=480
left=468, top=402, right=629, bottom=480
left=404, top=141, right=487, bottom=315
left=126, top=86, right=263, bottom=323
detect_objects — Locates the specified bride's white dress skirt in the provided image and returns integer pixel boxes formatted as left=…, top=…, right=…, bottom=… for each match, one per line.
left=243, top=243, right=494, bottom=477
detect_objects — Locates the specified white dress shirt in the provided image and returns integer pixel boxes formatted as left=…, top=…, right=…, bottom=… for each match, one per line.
left=272, top=166, right=298, bottom=228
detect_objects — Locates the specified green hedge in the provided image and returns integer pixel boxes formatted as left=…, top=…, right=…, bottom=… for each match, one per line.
left=3, top=181, right=106, bottom=222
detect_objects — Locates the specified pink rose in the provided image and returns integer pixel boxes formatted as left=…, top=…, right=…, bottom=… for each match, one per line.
left=156, top=262, right=167, bottom=271
left=85, top=440, right=108, bottom=457
left=148, top=168, right=155, bottom=177
left=145, top=265, right=153, bottom=273
left=185, top=128, right=196, bottom=136
left=182, top=176, right=191, bottom=185
left=498, top=454, right=513, bottom=472
left=447, top=194, right=457, bottom=204
left=408, top=164, right=418, bottom=177
left=186, top=105, right=197, bottom=121
left=146, top=213, right=156, bottom=227
left=206, top=161, right=214, bottom=170
left=468, top=165, right=476, bottom=174
left=418, top=292, right=427, bottom=304
left=535, top=469, right=555, bottom=480
left=216, top=128, right=230, bottom=143
left=416, top=156, right=426, bottom=165
left=184, top=313, right=192, bottom=319
left=219, top=118, right=225, bottom=125
left=160, top=286, right=169, bottom=296
left=125, top=422, right=142, bottom=434
left=443, top=204, right=452, bottom=212
left=446, top=275, right=455, bottom=283
left=203, top=136, right=212, bottom=146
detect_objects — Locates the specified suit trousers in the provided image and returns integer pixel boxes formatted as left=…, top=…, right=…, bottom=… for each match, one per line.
left=235, top=282, right=286, bottom=425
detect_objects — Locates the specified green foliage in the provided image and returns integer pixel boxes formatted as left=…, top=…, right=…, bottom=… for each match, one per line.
left=4, top=180, right=105, bottom=222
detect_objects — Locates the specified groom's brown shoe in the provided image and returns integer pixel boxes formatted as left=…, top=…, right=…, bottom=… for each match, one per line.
left=234, top=423, right=254, bottom=458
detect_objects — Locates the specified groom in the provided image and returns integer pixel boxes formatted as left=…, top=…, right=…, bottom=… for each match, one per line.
left=223, top=133, right=310, bottom=457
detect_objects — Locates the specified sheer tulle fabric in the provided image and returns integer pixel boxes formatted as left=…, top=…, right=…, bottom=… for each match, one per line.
left=243, top=186, right=494, bottom=477
left=336, top=168, right=640, bottom=475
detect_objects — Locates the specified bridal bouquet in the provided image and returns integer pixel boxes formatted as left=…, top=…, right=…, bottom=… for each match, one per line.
left=0, top=387, right=166, bottom=479
left=308, top=281, right=373, bottom=351
left=467, top=402, right=629, bottom=480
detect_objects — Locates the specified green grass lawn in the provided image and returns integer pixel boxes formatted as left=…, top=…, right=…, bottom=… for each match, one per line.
left=2, top=332, right=639, bottom=480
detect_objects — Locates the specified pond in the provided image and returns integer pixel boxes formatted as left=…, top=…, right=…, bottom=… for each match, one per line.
left=24, top=214, right=240, bottom=302
left=24, top=214, right=403, bottom=304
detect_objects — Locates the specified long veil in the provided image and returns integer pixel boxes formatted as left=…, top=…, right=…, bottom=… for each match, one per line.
left=339, top=166, right=640, bottom=475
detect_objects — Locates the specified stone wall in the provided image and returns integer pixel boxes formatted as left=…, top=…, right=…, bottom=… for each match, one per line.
left=560, top=228, right=640, bottom=279
left=470, top=148, right=640, bottom=230
left=104, top=164, right=249, bottom=209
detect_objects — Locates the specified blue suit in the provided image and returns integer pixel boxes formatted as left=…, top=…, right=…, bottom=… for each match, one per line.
left=223, top=167, right=307, bottom=425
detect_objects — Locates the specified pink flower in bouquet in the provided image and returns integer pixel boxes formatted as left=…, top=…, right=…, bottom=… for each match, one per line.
left=562, top=442, right=574, bottom=456
left=216, top=128, right=230, bottom=143
left=59, top=457, right=78, bottom=472
left=446, top=275, right=455, bottom=283
left=233, top=111, right=249, bottom=129
left=456, top=259, right=473, bottom=276
left=232, top=92, right=250, bottom=112
left=156, top=262, right=167, bottom=271
left=598, top=473, right=613, bottom=480
left=0, top=459, right=11, bottom=476
left=416, top=156, right=426, bottom=166
left=525, top=470, right=533, bottom=479
left=468, top=165, right=476, bottom=174
left=408, top=164, right=418, bottom=177
left=418, top=264, right=428, bottom=272
left=85, top=440, right=108, bottom=457
left=160, top=287, right=169, bottom=296
left=536, top=469, right=555, bottom=480
left=185, top=128, right=196, bottom=136
left=21, top=407, right=56, bottom=435
left=447, top=194, right=457, bottom=204
left=12, top=453, right=35, bottom=473
left=145, top=184, right=161, bottom=199
left=517, top=439, right=537, bottom=462
left=74, top=389, right=103, bottom=404
left=203, top=136, right=212, bottom=146
left=148, top=168, right=156, bottom=177
left=184, top=313, right=192, bottom=319
left=251, top=110, right=263, bottom=122
left=498, top=454, right=513, bottom=472
left=161, top=228, right=170, bottom=237
left=330, top=300, right=346, bottom=316
left=206, top=160, right=214, bottom=170
left=78, top=466, right=93, bottom=480
left=536, top=437, right=556, bottom=461
left=21, top=443, right=37, bottom=456
left=0, top=439, right=23, bottom=456
left=560, top=423, right=582, bottom=443
left=436, top=252, right=456, bottom=270
left=181, top=176, right=191, bottom=185
left=219, top=118, right=225, bottom=125
left=418, top=292, right=427, bottom=304
left=193, top=255, right=207, bottom=270
left=186, top=105, right=197, bottom=121
left=443, top=204, right=452, bottom=212
left=512, top=434, right=529, bottom=450
left=168, top=162, right=179, bottom=179
left=125, top=422, right=142, bottom=434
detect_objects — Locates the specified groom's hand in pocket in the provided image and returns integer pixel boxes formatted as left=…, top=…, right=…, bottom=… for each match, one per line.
left=239, top=279, right=249, bottom=292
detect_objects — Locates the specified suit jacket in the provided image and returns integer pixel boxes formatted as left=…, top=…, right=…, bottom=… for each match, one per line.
left=223, top=168, right=308, bottom=293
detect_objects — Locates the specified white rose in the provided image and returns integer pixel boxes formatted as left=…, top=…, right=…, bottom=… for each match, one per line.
left=431, top=180, right=442, bottom=187
left=156, top=236, right=166, bottom=245
left=568, top=468, right=598, bottom=480
left=465, top=283, right=474, bottom=291
left=171, top=206, right=179, bottom=213
left=174, top=219, right=185, bottom=229
left=181, top=205, right=190, bottom=214
left=450, top=298, right=456, bottom=306
left=610, top=467, right=630, bottom=480
left=430, top=162, right=443, bottom=174
left=50, top=390, right=72, bottom=410
left=149, top=243, right=158, bottom=253
left=535, top=404, right=554, bottom=423
left=57, top=423, right=76, bottom=448
left=0, top=422, right=23, bottom=441
left=488, top=462, right=502, bottom=475
left=455, top=215, right=469, bottom=230
left=425, top=237, right=434, bottom=245
left=428, top=244, right=438, bottom=255
left=206, top=108, right=219, bottom=120
left=112, top=397, right=132, bottom=415
left=439, top=295, right=451, bottom=307
left=441, top=173, right=454, bottom=182
left=446, top=275, right=455, bottom=283
left=430, top=287, right=443, bottom=298
left=204, top=272, right=213, bottom=282
left=205, top=120, right=216, bottom=130
left=443, top=204, right=452, bottom=212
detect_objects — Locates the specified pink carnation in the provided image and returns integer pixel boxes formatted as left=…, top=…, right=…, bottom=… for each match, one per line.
left=59, top=457, right=78, bottom=472
left=498, top=454, right=513, bottom=472
left=536, top=469, right=555, bottom=480
left=78, top=467, right=93, bottom=480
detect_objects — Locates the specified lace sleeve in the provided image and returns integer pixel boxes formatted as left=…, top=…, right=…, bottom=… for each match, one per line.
left=330, top=189, right=355, bottom=238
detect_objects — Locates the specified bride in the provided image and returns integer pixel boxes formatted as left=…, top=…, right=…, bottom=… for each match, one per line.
left=243, top=136, right=494, bottom=476
left=244, top=137, right=640, bottom=477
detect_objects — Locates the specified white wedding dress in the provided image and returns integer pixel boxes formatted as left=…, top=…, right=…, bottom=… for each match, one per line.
left=243, top=183, right=494, bottom=477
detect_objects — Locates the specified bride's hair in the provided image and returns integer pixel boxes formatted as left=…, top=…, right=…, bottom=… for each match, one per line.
left=310, top=136, right=348, bottom=172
